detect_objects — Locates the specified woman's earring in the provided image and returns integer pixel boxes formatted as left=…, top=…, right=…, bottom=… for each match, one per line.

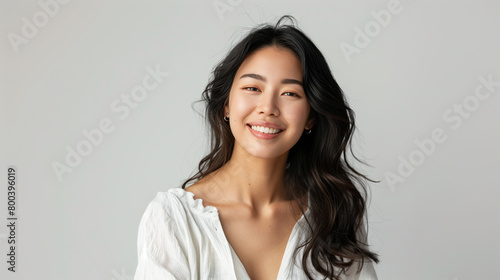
left=224, top=113, right=229, bottom=122
left=305, top=128, right=312, bottom=134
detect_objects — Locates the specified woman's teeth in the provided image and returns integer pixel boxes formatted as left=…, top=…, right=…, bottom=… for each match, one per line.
left=250, top=126, right=283, bottom=134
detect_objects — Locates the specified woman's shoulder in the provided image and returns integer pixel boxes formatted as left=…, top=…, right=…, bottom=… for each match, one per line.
left=145, top=186, right=218, bottom=220
left=183, top=173, right=225, bottom=207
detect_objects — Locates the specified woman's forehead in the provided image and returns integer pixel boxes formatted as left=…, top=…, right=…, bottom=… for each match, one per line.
left=235, top=46, right=303, bottom=81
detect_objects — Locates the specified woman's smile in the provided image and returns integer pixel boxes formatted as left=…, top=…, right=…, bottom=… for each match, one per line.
left=247, top=124, right=284, bottom=139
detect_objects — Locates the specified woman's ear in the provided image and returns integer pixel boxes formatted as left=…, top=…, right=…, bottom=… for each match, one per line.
left=305, top=117, right=315, bottom=130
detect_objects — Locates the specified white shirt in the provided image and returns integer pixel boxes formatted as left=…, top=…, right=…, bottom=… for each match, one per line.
left=134, top=188, right=378, bottom=280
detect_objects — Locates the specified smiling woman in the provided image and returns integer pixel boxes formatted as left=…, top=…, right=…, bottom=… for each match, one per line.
left=134, top=15, right=379, bottom=280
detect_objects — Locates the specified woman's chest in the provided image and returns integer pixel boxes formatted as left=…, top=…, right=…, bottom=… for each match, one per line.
left=216, top=206, right=301, bottom=279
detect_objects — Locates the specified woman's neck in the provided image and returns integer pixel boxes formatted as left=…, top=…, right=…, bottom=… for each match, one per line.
left=217, top=149, right=289, bottom=210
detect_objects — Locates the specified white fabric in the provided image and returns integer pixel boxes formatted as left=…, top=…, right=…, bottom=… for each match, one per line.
left=134, top=188, right=378, bottom=280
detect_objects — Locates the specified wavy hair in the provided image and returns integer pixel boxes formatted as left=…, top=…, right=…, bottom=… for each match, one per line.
left=181, top=15, right=379, bottom=279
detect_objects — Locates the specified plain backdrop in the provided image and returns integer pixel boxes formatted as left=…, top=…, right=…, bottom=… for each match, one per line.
left=1, top=1, right=499, bottom=279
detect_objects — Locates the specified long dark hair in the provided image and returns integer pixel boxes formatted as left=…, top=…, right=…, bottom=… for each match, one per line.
left=181, top=15, right=379, bottom=279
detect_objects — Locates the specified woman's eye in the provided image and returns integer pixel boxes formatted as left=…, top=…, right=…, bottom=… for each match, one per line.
left=244, top=87, right=259, bottom=92
left=283, top=92, right=299, bottom=97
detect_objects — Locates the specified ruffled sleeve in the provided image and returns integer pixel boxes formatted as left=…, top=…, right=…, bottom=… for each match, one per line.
left=133, top=195, right=191, bottom=280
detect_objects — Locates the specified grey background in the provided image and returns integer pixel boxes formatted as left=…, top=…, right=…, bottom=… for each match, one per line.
left=1, top=0, right=499, bottom=279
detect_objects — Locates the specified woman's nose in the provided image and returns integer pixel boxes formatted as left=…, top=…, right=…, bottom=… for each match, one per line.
left=256, top=90, right=280, bottom=116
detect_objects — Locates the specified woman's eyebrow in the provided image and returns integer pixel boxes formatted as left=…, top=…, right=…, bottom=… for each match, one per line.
left=239, top=73, right=303, bottom=86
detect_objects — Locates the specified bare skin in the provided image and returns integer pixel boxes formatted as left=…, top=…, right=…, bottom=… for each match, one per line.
left=186, top=163, right=305, bottom=280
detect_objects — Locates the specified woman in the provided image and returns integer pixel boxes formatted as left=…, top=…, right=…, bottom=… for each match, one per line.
left=134, top=15, right=379, bottom=280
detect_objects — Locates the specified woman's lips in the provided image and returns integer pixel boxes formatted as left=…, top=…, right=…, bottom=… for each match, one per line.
left=246, top=121, right=284, bottom=130
left=247, top=124, right=283, bottom=140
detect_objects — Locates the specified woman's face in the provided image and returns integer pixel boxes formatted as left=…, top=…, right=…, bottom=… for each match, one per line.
left=225, top=46, right=314, bottom=160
